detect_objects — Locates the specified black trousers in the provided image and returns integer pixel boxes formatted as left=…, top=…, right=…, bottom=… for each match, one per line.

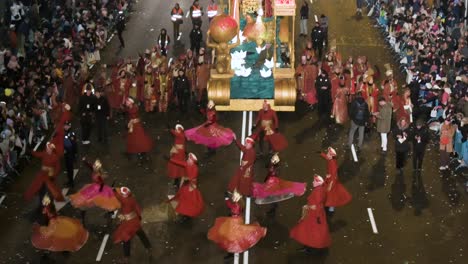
left=122, top=229, right=152, bottom=257
left=313, top=43, right=323, bottom=58
left=117, top=30, right=125, bottom=47
left=64, top=152, right=75, bottom=185
left=413, top=151, right=425, bottom=170
left=177, top=92, right=189, bottom=112
left=96, top=117, right=107, bottom=142
left=191, top=43, right=201, bottom=54
left=80, top=115, right=93, bottom=141
left=173, top=22, right=180, bottom=40
left=396, top=151, right=407, bottom=169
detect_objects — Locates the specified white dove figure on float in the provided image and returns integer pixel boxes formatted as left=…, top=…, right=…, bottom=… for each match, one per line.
left=260, top=68, right=272, bottom=78
left=263, top=58, right=274, bottom=69
left=235, top=65, right=252, bottom=77
left=256, top=45, right=266, bottom=54
left=230, top=30, right=246, bottom=44
left=230, top=50, right=247, bottom=70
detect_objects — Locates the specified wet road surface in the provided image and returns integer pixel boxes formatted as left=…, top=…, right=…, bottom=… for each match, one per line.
left=0, top=0, right=466, bottom=263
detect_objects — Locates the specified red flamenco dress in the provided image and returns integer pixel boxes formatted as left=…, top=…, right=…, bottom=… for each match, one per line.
left=32, top=203, right=89, bottom=252
left=69, top=162, right=121, bottom=211
left=126, top=104, right=154, bottom=154
left=167, top=129, right=186, bottom=179
left=185, top=108, right=235, bottom=149
left=252, top=162, right=306, bottom=204
left=228, top=140, right=256, bottom=196
left=208, top=200, right=267, bottom=253
left=321, top=153, right=352, bottom=207
left=290, top=185, right=331, bottom=249
left=113, top=190, right=143, bottom=244
left=169, top=160, right=204, bottom=217
left=264, top=129, right=288, bottom=152
left=24, top=149, right=64, bottom=202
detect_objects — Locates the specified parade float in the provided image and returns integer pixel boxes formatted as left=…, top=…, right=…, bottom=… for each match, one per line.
left=207, top=0, right=296, bottom=111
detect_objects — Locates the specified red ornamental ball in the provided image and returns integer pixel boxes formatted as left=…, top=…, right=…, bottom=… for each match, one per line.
left=209, top=14, right=238, bottom=43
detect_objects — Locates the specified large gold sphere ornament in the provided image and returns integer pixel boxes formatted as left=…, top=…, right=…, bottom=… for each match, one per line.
left=209, top=14, right=238, bottom=43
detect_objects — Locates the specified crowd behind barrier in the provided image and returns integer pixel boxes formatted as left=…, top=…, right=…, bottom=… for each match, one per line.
left=368, top=0, right=468, bottom=190
left=0, top=0, right=133, bottom=188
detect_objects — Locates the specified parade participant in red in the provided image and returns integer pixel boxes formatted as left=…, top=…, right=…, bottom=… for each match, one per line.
left=330, top=66, right=342, bottom=102
left=253, top=100, right=280, bottom=154
left=49, top=123, right=65, bottom=157
left=208, top=191, right=267, bottom=254
left=167, top=124, right=187, bottom=187
left=158, top=65, right=171, bottom=113
left=353, top=56, right=369, bottom=82
left=303, top=57, right=319, bottom=108
left=290, top=175, right=331, bottom=253
left=169, top=153, right=205, bottom=221
left=125, top=97, right=154, bottom=155
left=321, top=147, right=352, bottom=215
left=331, top=76, right=349, bottom=124
left=70, top=158, right=120, bottom=212
left=185, top=49, right=196, bottom=94
left=185, top=100, right=235, bottom=154
left=113, top=187, right=152, bottom=263
left=228, top=136, right=256, bottom=196
left=296, top=56, right=307, bottom=101
left=382, top=68, right=398, bottom=103
left=253, top=154, right=306, bottom=216
left=343, top=69, right=356, bottom=102
left=302, top=41, right=315, bottom=60
left=395, top=88, right=413, bottom=123
left=32, top=194, right=89, bottom=253
left=56, top=103, right=72, bottom=128
left=196, top=56, right=210, bottom=107
left=143, top=66, right=156, bottom=112
left=110, top=69, right=131, bottom=110
left=24, top=142, right=64, bottom=202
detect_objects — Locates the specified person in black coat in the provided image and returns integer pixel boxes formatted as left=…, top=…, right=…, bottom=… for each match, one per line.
left=174, top=69, right=191, bottom=112
left=94, top=90, right=110, bottom=143
left=411, top=119, right=430, bottom=171
left=348, top=92, right=370, bottom=149
left=315, top=70, right=332, bottom=118
left=63, top=121, right=77, bottom=187
left=78, top=84, right=96, bottom=145
left=311, top=21, right=325, bottom=58
left=393, top=117, right=411, bottom=174
left=189, top=24, right=203, bottom=55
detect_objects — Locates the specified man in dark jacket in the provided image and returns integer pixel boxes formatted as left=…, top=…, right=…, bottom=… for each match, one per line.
left=63, top=121, right=77, bottom=187
left=348, top=92, right=370, bottom=149
left=116, top=11, right=126, bottom=48
left=78, top=84, right=96, bottom=145
left=174, top=69, right=191, bottom=112
left=411, top=119, right=430, bottom=171
left=94, top=90, right=110, bottom=143
left=311, top=22, right=325, bottom=58
left=299, top=1, right=309, bottom=37
left=189, top=24, right=203, bottom=54
left=315, top=70, right=332, bottom=118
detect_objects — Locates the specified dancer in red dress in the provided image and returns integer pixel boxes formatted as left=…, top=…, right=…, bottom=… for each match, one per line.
left=32, top=194, right=88, bottom=254
left=169, top=153, right=205, bottom=221
left=253, top=101, right=284, bottom=154
left=253, top=154, right=306, bottom=216
left=24, top=142, right=64, bottom=202
left=185, top=100, right=235, bottom=155
left=167, top=124, right=187, bottom=187
left=290, top=175, right=331, bottom=253
left=70, top=158, right=121, bottom=225
left=228, top=137, right=256, bottom=197
left=208, top=191, right=267, bottom=255
left=320, top=147, right=352, bottom=217
left=125, top=98, right=154, bottom=157
left=331, top=77, right=349, bottom=124
left=113, top=187, right=152, bottom=263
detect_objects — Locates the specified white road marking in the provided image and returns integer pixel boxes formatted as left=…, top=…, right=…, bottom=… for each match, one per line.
left=96, top=234, right=110, bottom=261
left=367, top=208, right=378, bottom=234
left=351, top=144, right=358, bottom=162
left=111, top=210, right=118, bottom=219
left=0, top=194, right=6, bottom=206
left=185, top=12, right=190, bottom=18
left=107, top=34, right=114, bottom=43
left=177, top=33, right=182, bottom=41
left=33, top=136, right=45, bottom=151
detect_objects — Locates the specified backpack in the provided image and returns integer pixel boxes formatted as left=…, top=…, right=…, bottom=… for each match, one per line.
left=355, top=101, right=366, bottom=121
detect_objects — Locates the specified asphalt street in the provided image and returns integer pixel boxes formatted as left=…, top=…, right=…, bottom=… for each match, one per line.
left=0, top=0, right=466, bottom=263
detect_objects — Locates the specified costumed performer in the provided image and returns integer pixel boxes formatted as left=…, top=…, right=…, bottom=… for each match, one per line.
left=228, top=136, right=256, bottom=197
left=167, top=124, right=187, bottom=188
left=125, top=97, right=154, bottom=158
